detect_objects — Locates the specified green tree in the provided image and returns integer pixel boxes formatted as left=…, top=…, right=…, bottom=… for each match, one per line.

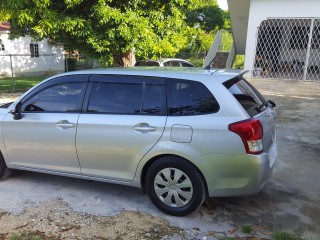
left=185, top=0, right=225, bottom=32
left=177, top=0, right=229, bottom=65
left=0, top=0, right=201, bottom=66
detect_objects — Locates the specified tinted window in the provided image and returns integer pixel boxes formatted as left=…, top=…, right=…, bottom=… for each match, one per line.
left=142, top=84, right=163, bottom=115
left=88, top=83, right=142, bottom=114
left=224, top=77, right=266, bottom=117
left=181, top=62, right=194, bottom=67
left=23, top=83, right=85, bottom=112
left=163, top=61, right=180, bottom=67
left=163, top=61, right=170, bottom=67
left=88, top=82, right=163, bottom=115
left=135, top=61, right=160, bottom=66
left=167, top=79, right=219, bottom=116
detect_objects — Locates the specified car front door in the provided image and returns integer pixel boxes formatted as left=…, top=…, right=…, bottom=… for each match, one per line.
left=2, top=75, right=89, bottom=174
left=76, top=75, right=167, bottom=181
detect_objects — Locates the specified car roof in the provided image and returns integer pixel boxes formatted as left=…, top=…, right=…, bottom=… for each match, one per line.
left=135, top=58, right=194, bottom=66
left=136, top=60, right=159, bottom=63
left=46, top=68, right=244, bottom=84
left=160, top=58, right=192, bottom=63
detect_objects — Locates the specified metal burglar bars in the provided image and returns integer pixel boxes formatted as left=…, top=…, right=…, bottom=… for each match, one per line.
left=253, top=18, right=320, bottom=81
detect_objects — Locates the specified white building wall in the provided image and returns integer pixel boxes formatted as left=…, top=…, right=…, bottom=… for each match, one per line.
left=244, top=0, right=320, bottom=77
left=0, top=33, right=64, bottom=77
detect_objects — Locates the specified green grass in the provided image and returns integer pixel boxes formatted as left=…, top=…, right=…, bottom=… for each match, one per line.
left=273, top=232, right=303, bottom=240
left=241, top=224, right=253, bottom=234
left=9, top=230, right=58, bottom=240
left=0, top=76, right=46, bottom=92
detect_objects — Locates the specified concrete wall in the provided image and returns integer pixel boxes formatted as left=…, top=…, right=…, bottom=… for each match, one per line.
left=0, top=33, right=64, bottom=77
left=244, top=0, right=320, bottom=77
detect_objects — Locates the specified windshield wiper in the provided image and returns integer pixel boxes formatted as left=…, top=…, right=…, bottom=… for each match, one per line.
left=258, top=100, right=276, bottom=111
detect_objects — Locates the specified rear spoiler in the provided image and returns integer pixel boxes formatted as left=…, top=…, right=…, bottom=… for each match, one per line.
left=222, top=70, right=249, bottom=89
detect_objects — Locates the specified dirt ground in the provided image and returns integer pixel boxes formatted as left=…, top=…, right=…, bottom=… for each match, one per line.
left=0, top=198, right=269, bottom=240
left=0, top=78, right=319, bottom=240
left=0, top=198, right=181, bottom=240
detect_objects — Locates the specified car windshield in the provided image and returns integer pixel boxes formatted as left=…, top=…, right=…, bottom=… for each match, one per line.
left=135, top=61, right=160, bottom=66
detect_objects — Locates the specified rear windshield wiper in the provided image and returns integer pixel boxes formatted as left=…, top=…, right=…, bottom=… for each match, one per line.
left=258, top=100, right=276, bottom=111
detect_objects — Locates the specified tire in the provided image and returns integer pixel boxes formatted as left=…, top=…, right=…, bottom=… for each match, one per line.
left=0, top=153, right=11, bottom=180
left=145, top=156, right=206, bottom=216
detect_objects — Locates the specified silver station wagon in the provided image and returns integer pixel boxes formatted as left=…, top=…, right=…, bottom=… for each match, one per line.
left=0, top=68, right=277, bottom=216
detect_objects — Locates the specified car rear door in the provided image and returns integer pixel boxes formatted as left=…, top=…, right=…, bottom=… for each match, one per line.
left=76, top=75, right=167, bottom=181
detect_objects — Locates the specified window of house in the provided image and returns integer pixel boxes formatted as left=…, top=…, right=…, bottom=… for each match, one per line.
left=166, top=79, right=219, bottom=116
left=0, top=40, right=4, bottom=51
left=30, top=43, right=39, bottom=57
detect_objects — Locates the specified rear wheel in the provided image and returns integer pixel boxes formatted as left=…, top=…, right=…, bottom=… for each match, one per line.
left=0, top=153, right=11, bottom=180
left=145, top=156, right=206, bottom=216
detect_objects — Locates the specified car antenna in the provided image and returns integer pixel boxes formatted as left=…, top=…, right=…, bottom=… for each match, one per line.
left=203, top=57, right=216, bottom=70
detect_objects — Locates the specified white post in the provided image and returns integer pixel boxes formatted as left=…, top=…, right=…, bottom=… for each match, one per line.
left=9, top=54, right=14, bottom=90
left=303, top=18, right=315, bottom=81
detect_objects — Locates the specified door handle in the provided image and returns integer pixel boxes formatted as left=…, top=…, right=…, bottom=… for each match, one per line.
left=56, top=120, right=75, bottom=130
left=133, top=126, right=156, bottom=132
left=133, top=123, right=156, bottom=133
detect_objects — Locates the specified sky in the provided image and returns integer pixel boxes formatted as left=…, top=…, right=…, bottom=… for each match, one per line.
left=217, top=0, right=228, bottom=10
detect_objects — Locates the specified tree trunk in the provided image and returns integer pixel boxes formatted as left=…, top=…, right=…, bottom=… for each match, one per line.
left=113, top=50, right=136, bottom=67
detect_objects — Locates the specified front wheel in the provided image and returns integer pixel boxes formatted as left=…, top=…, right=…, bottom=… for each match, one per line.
left=145, top=156, right=206, bottom=216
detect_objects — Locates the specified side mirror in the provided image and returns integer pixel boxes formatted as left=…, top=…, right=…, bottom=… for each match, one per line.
left=10, top=102, right=22, bottom=120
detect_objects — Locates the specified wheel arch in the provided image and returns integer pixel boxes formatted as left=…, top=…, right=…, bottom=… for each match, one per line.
left=0, top=149, right=9, bottom=166
left=0, top=149, right=11, bottom=180
left=140, top=154, right=209, bottom=197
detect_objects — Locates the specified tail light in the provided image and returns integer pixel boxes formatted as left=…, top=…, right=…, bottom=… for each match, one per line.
left=228, top=119, right=263, bottom=154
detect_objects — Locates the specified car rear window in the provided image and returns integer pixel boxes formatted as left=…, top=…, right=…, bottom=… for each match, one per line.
left=223, top=77, right=267, bottom=117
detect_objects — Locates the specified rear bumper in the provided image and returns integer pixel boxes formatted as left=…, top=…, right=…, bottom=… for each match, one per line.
left=198, top=142, right=278, bottom=197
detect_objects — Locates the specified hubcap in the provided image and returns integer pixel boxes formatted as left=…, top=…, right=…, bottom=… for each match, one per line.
left=154, top=168, right=193, bottom=208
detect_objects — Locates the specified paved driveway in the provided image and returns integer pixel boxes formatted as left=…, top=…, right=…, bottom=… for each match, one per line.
left=245, top=79, right=320, bottom=238
left=0, top=78, right=319, bottom=238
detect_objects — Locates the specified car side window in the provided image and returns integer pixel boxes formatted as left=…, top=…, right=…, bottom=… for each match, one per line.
left=163, top=61, right=180, bottom=67
left=167, top=79, right=219, bottom=116
left=88, top=80, right=164, bottom=115
left=163, top=61, right=171, bottom=67
left=181, top=62, right=194, bottom=67
left=142, top=84, right=163, bottom=115
left=22, top=83, right=85, bottom=112
left=88, top=83, right=143, bottom=114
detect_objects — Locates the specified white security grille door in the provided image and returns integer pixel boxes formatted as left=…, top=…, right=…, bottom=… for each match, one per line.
left=253, top=19, right=320, bottom=81
left=307, top=19, right=320, bottom=80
